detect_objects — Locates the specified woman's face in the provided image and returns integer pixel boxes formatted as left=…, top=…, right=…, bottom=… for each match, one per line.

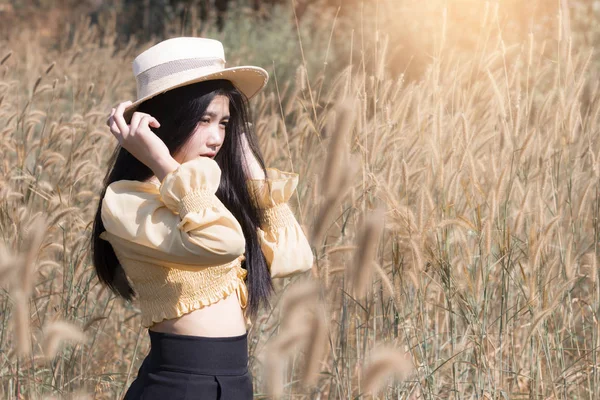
left=173, top=94, right=230, bottom=164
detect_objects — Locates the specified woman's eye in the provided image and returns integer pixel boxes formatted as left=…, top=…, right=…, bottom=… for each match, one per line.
left=220, top=121, right=229, bottom=128
left=200, top=118, right=210, bottom=124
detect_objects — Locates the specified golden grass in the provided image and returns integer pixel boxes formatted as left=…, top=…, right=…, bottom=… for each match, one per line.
left=2, top=3, right=600, bottom=399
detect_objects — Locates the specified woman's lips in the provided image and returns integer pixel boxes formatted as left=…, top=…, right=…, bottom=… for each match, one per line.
left=200, top=152, right=216, bottom=158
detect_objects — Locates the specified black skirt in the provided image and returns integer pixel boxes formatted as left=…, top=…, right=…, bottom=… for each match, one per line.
left=123, top=330, right=253, bottom=399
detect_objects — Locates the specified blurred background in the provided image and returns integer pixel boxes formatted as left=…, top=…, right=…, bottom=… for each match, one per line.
left=3, top=0, right=600, bottom=83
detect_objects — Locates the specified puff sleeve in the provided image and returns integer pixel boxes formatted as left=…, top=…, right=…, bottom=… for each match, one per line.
left=247, top=169, right=314, bottom=278
left=99, top=157, right=246, bottom=267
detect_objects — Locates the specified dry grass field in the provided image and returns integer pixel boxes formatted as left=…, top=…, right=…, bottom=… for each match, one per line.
left=2, top=1, right=600, bottom=398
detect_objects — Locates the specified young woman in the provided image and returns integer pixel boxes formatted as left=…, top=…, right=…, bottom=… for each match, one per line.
left=90, top=37, right=313, bottom=399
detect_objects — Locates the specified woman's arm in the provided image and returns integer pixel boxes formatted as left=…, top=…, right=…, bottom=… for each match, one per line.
left=241, top=133, right=314, bottom=277
left=247, top=169, right=313, bottom=278
left=101, top=157, right=246, bottom=267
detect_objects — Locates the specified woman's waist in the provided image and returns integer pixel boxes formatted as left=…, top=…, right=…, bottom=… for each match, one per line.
left=149, top=293, right=248, bottom=337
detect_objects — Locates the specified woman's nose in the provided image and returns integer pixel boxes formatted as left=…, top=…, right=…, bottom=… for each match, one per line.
left=205, top=123, right=223, bottom=146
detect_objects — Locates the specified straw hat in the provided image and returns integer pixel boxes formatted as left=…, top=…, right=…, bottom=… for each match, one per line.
left=123, top=37, right=269, bottom=122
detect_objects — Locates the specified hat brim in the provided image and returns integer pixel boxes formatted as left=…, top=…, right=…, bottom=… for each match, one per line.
left=123, top=66, right=268, bottom=123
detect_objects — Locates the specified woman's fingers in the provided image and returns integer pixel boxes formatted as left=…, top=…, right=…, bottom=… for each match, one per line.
left=113, top=101, right=133, bottom=137
left=137, top=115, right=155, bottom=136
left=128, top=112, right=143, bottom=139
left=108, top=118, right=120, bottom=141
left=107, top=113, right=121, bottom=142
left=148, top=117, right=161, bottom=129
left=104, top=106, right=171, bottom=176
left=105, top=108, right=115, bottom=127
left=106, top=108, right=118, bottom=138
left=129, top=112, right=157, bottom=137
left=105, top=105, right=168, bottom=167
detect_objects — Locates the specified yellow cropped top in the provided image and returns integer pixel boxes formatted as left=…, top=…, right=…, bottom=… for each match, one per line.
left=98, top=157, right=314, bottom=328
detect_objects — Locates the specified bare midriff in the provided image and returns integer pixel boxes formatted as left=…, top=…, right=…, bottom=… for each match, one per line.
left=148, top=294, right=247, bottom=337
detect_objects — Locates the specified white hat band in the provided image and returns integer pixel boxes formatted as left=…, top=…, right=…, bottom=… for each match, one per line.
left=136, top=57, right=226, bottom=99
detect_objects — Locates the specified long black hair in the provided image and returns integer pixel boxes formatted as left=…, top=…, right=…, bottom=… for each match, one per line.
left=91, top=79, right=272, bottom=318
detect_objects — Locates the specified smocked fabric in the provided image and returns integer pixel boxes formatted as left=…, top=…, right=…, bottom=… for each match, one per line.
left=99, top=157, right=313, bottom=327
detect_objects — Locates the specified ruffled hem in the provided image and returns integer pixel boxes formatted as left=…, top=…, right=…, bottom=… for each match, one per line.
left=142, top=267, right=248, bottom=328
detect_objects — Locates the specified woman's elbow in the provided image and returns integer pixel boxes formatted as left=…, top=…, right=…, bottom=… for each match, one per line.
left=225, top=230, right=246, bottom=259
left=181, top=228, right=246, bottom=264
left=208, top=227, right=246, bottom=262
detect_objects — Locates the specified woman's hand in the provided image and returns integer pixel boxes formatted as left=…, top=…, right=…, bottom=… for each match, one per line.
left=107, top=101, right=179, bottom=182
left=240, top=132, right=265, bottom=180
